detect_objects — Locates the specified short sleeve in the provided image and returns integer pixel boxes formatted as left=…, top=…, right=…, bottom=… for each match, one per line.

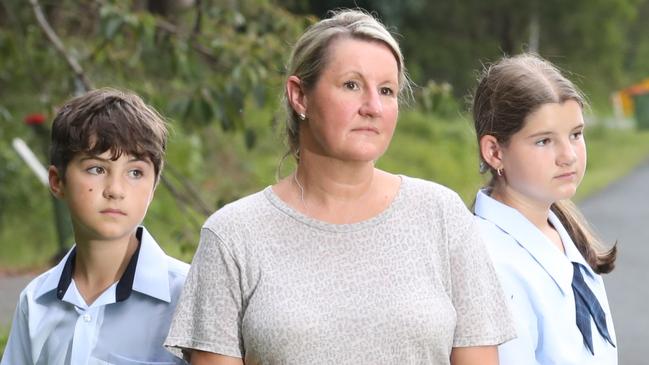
left=1, top=292, right=33, bottom=365
left=165, top=227, right=244, bottom=358
left=444, top=193, right=516, bottom=347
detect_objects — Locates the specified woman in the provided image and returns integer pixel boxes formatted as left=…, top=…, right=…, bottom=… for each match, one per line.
left=472, top=54, right=617, bottom=364
left=166, top=9, right=514, bottom=365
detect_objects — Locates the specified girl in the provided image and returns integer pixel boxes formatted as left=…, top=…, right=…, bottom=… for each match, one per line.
left=472, top=53, right=618, bottom=364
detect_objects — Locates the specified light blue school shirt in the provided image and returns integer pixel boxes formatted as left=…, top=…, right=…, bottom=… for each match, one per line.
left=1, top=226, right=189, bottom=365
left=474, top=190, right=617, bottom=365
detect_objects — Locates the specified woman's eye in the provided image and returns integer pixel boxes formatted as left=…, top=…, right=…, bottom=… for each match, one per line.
left=86, top=166, right=105, bottom=175
left=380, top=87, right=395, bottom=96
left=571, top=131, right=583, bottom=140
left=535, top=138, right=550, bottom=146
left=343, top=81, right=359, bottom=90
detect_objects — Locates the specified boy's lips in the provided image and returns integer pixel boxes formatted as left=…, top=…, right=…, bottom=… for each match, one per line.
left=100, top=208, right=126, bottom=216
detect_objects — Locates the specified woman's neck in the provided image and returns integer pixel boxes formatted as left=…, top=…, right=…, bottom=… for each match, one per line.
left=274, top=154, right=400, bottom=224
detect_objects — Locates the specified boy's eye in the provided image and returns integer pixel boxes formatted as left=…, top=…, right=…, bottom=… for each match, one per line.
left=128, top=169, right=144, bottom=179
left=343, top=81, right=359, bottom=90
left=535, top=138, right=550, bottom=146
left=87, top=166, right=105, bottom=175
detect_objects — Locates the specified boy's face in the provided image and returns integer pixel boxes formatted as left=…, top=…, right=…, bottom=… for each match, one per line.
left=49, top=150, right=157, bottom=245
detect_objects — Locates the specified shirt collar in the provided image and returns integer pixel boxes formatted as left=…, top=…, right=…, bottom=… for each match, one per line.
left=549, top=212, right=597, bottom=279
left=34, top=226, right=171, bottom=303
left=474, top=189, right=573, bottom=295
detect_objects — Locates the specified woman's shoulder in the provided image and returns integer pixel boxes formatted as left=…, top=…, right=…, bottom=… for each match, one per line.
left=202, top=188, right=272, bottom=230
left=400, top=175, right=464, bottom=206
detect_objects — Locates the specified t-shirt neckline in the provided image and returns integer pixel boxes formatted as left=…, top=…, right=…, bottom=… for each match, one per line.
left=263, top=175, right=407, bottom=233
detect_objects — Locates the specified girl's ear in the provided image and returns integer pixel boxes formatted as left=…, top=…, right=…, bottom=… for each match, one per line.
left=48, top=165, right=65, bottom=199
left=479, top=135, right=504, bottom=171
left=286, top=75, right=308, bottom=117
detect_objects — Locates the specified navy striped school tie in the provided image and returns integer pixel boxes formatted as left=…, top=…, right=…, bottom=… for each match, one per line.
left=571, top=262, right=616, bottom=355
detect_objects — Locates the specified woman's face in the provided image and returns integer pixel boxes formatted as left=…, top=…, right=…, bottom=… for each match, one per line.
left=299, top=37, right=399, bottom=163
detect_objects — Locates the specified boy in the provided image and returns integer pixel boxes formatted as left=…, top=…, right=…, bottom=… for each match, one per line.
left=1, top=88, right=189, bottom=364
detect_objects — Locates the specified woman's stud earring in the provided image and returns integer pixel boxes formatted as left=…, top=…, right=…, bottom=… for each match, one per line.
left=298, top=113, right=306, bottom=121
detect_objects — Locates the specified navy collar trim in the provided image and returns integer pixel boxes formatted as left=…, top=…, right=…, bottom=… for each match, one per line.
left=56, top=227, right=143, bottom=302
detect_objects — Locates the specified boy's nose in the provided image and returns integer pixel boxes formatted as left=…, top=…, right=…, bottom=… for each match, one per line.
left=103, top=176, right=125, bottom=199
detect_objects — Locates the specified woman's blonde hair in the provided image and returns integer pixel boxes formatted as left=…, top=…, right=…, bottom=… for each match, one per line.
left=282, top=8, right=412, bottom=162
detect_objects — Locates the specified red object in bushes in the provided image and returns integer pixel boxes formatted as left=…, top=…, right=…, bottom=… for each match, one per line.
left=24, top=113, right=46, bottom=126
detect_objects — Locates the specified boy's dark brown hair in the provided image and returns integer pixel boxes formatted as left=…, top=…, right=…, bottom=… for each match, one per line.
left=50, top=87, right=168, bottom=181
left=472, top=53, right=616, bottom=274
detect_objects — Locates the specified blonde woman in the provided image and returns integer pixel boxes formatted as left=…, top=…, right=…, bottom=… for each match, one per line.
left=166, top=9, right=515, bottom=365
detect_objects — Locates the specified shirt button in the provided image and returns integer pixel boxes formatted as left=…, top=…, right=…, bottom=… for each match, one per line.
left=83, top=314, right=92, bottom=322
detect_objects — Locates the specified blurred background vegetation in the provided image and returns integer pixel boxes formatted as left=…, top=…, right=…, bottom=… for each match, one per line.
left=2, top=0, right=649, bottom=270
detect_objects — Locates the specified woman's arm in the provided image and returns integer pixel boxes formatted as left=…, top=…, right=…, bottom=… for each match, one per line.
left=191, top=350, right=244, bottom=365
left=450, top=346, right=498, bottom=365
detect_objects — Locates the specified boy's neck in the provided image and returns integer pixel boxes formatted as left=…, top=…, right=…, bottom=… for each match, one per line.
left=72, top=232, right=140, bottom=306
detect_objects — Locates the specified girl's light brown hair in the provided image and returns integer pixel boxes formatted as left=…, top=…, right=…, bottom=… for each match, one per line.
left=472, top=53, right=616, bottom=274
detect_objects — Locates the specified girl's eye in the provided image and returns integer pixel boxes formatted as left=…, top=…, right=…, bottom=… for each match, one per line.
left=87, top=166, right=105, bottom=175
left=380, top=87, right=395, bottom=96
left=343, top=81, right=359, bottom=90
left=128, top=169, right=144, bottom=179
left=535, top=138, right=550, bottom=146
left=571, top=131, right=583, bottom=140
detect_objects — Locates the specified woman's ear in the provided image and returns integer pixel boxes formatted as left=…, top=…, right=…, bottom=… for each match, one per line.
left=479, top=135, right=504, bottom=171
left=286, top=75, right=307, bottom=116
left=48, top=165, right=65, bottom=199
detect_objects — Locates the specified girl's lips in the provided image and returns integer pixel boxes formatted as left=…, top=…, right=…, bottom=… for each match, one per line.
left=555, top=171, right=576, bottom=179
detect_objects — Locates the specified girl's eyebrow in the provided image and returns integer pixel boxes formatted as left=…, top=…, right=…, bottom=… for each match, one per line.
left=526, top=131, right=554, bottom=139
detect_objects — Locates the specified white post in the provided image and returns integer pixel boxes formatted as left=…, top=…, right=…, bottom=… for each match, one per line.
left=12, top=137, right=48, bottom=186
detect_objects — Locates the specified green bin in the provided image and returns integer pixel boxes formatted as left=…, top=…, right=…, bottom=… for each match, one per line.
left=632, top=92, right=649, bottom=129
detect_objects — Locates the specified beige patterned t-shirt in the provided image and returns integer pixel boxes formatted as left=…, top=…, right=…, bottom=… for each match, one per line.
left=165, top=176, right=515, bottom=364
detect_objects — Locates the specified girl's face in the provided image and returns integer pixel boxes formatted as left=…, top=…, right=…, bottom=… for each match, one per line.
left=298, top=37, right=399, bottom=163
left=497, top=99, right=587, bottom=208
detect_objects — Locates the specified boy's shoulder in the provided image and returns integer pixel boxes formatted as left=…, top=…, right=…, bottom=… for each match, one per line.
left=136, top=226, right=189, bottom=296
left=11, top=256, right=70, bottom=312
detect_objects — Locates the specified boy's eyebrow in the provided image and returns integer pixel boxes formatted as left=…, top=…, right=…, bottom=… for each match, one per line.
left=78, top=154, right=150, bottom=163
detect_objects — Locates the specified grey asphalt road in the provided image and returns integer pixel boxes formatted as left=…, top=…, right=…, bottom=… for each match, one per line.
left=0, top=274, right=34, bottom=328
left=580, top=159, right=649, bottom=365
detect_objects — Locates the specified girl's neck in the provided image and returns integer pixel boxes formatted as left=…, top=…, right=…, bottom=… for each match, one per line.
left=490, top=186, right=565, bottom=252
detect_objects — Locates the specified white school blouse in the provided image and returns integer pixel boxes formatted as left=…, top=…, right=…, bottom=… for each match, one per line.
left=474, top=189, right=617, bottom=365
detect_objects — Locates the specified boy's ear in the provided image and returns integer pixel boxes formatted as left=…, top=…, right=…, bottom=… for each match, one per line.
left=48, top=165, right=65, bottom=199
left=479, top=135, right=504, bottom=171
left=286, top=75, right=307, bottom=117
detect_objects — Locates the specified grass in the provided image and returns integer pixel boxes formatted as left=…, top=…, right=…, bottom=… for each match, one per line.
left=576, top=127, right=649, bottom=201
left=0, top=325, right=8, bottom=359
